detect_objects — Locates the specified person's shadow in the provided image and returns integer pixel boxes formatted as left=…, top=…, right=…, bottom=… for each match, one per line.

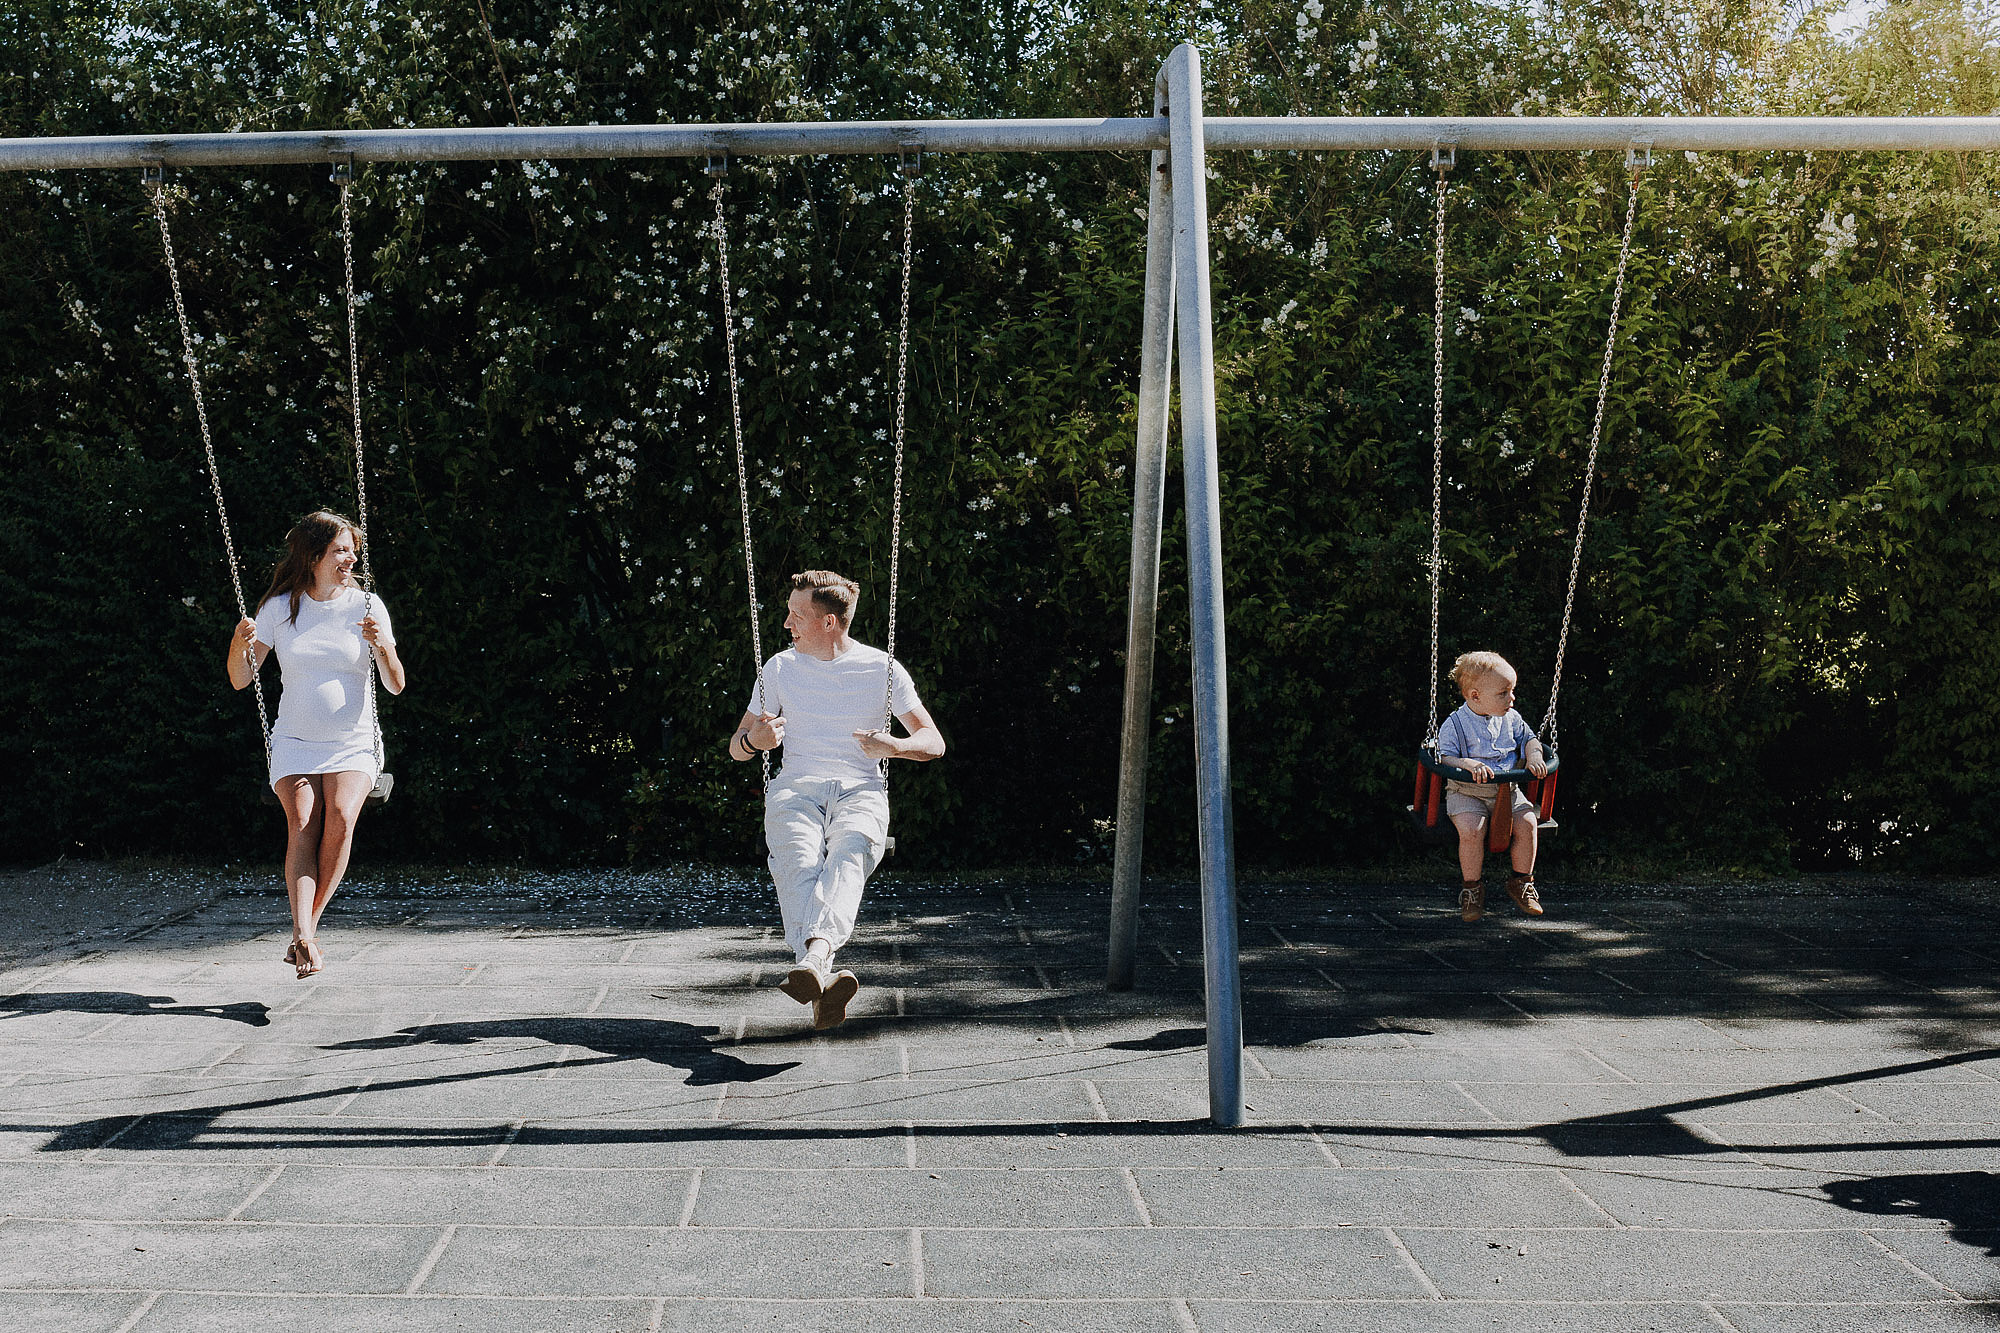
left=324, top=1017, right=800, bottom=1086
left=1823, top=1172, right=2000, bottom=1257
left=0, top=991, right=270, bottom=1027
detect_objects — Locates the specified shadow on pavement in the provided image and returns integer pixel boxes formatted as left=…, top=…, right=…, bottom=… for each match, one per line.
left=0, top=990, right=271, bottom=1027
left=1107, top=1017, right=1434, bottom=1050
left=1824, top=1171, right=2000, bottom=1255
left=323, top=1017, right=802, bottom=1086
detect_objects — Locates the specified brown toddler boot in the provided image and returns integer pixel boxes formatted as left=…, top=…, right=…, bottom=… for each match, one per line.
left=1506, top=871, right=1544, bottom=917
left=1458, top=879, right=1486, bottom=923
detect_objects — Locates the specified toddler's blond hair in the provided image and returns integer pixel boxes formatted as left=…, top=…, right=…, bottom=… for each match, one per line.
left=1450, top=651, right=1514, bottom=696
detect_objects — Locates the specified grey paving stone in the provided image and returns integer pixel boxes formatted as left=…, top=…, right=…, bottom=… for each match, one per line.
left=1873, top=1231, right=2000, bottom=1298
left=336, top=1077, right=727, bottom=1120
left=1190, top=1300, right=1725, bottom=1332
left=421, top=1225, right=912, bottom=1297
left=132, top=1293, right=660, bottom=1332
left=1842, top=1084, right=2000, bottom=1125
left=199, top=961, right=477, bottom=988
left=287, top=985, right=605, bottom=1015
left=922, top=1225, right=1434, bottom=1298
left=1717, top=1301, right=2000, bottom=1332
left=500, top=1123, right=910, bottom=1170
left=104, top=1114, right=515, bottom=1166
left=1251, top=1047, right=1626, bottom=1083
left=1317, top=1126, right=1758, bottom=1170
left=0, top=1008, right=153, bottom=1041
left=1399, top=1228, right=1951, bottom=1301
left=0, top=1162, right=271, bottom=1221
left=1095, top=1077, right=1495, bottom=1126
left=1700, top=1018, right=1947, bottom=1051
left=1589, top=1047, right=1991, bottom=1085
left=912, top=1124, right=1334, bottom=1168
left=697, top=1165, right=1144, bottom=1228
left=1558, top=1165, right=1961, bottom=1228
left=239, top=1164, right=694, bottom=1225
left=0, top=1041, right=240, bottom=1076
left=1706, top=1125, right=2000, bottom=1174
left=0, top=1218, right=440, bottom=1292
left=654, top=1298, right=1188, bottom=1332
left=0, top=1117, right=135, bottom=1159
left=1136, top=1166, right=1611, bottom=1228
left=716, top=1077, right=1102, bottom=1123
left=1517, top=1018, right=1758, bottom=1050
left=2, top=1073, right=362, bottom=1120
left=1463, top=1081, right=1872, bottom=1126
left=0, top=1292, right=150, bottom=1333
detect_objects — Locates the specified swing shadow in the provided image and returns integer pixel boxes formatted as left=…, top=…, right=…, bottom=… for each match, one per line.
left=322, top=1016, right=801, bottom=1087
left=0, top=990, right=271, bottom=1027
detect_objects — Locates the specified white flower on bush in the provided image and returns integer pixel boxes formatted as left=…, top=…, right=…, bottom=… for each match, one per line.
left=1810, top=210, right=1859, bottom=276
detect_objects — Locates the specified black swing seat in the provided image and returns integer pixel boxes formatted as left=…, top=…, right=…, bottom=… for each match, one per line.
left=1407, top=746, right=1560, bottom=844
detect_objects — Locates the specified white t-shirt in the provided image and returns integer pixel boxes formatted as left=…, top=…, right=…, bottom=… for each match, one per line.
left=253, top=588, right=393, bottom=743
left=745, top=642, right=923, bottom=785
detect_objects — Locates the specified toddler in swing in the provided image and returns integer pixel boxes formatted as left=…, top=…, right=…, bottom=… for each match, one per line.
left=1437, top=651, right=1548, bottom=923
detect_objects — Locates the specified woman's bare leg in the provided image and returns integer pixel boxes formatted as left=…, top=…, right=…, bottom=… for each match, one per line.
left=275, top=775, right=324, bottom=950
left=310, top=770, right=373, bottom=931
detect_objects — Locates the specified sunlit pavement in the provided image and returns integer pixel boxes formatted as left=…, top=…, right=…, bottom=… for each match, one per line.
left=0, top=865, right=1994, bottom=1331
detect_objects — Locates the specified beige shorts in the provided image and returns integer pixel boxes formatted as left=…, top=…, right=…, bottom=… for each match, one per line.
left=1444, top=778, right=1537, bottom=824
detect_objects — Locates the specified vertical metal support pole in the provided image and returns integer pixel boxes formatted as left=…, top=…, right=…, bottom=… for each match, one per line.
left=1163, top=42, right=1243, bottom=1128
left=1107, top=76, right=1178, bottom=993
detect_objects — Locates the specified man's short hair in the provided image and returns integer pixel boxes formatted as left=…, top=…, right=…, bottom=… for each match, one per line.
left=791, top=570, right=860, bottom=627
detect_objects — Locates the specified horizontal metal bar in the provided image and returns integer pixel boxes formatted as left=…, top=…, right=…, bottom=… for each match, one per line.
left=7, top=114, right=2000, bottom=172
left=0, top=119, right=1166, bottom=171
left=1205, top=115, right=2000, bottom=153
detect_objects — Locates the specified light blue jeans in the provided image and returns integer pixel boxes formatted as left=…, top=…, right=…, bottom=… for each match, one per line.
left=764, top=776, right=890, bottom=963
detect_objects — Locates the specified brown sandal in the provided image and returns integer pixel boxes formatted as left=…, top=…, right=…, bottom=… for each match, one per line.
left=293, top=937, right=323, bottom=979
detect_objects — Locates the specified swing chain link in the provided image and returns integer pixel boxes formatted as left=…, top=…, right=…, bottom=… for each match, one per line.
left=1424, top=145, right=1452, bottom=749
left=711, top=169, right=770, bottom=788
left=883, top=163, right=916, bottom=754
left=147, top=168, right=273, bottom=771
left=1540, top=151, right=1646, bottom=747
left=335, top=163, right=388, bottom=783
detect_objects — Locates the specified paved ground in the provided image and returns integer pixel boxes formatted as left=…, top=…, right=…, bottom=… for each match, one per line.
left=0, top=862, right=1994, bottom=1331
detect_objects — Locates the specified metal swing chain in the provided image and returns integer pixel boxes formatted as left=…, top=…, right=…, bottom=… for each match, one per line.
left=1540, top=150, right=1647, bottom=748
left=882, top=158, right=917, bottom=753
left=336, top=166, right=387, bottom=782
left=1423, top=144, right=1452, bottom=749
left=148, top=172, right=274, bottom=772
left=710, top=163, right=771, bottom=788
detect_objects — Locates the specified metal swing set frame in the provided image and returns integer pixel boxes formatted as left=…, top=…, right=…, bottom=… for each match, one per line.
left=8, top=43, right=2000, bottom=1126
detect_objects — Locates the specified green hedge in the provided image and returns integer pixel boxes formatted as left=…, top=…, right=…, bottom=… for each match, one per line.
left=3, top=0, right=1995, bottom=870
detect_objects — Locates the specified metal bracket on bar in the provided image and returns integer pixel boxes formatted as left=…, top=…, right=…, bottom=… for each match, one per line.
left=704, top=150, right=729, bottom=177
left=329, top=151, right=354, bottom=185
left=898, top=139, right=923, bottom=177
left=140, top=157, right=164, bottom=188
left=1430, top=139, right=1456, bottom=174
left=1626, top=140, right=1654, bottom=181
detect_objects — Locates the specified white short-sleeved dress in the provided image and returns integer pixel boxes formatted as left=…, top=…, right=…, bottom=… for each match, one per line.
left=252, top=587, right=392, bottom=788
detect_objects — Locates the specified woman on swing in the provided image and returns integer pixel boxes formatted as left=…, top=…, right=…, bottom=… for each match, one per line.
left=224, top=511, right=406, bottom=978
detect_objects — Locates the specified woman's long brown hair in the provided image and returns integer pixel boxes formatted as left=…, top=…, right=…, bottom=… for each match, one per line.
left=259, top=511, right=362, bottom=627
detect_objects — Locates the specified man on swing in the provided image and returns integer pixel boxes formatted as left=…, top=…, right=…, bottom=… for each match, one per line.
left=727, top=570, right=946, bottom=1029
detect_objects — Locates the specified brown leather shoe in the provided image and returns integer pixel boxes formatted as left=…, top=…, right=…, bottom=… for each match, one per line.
left=1506, top=873, right=1544, bottom=917
left=1458, top=881, right=1486, bottom=923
